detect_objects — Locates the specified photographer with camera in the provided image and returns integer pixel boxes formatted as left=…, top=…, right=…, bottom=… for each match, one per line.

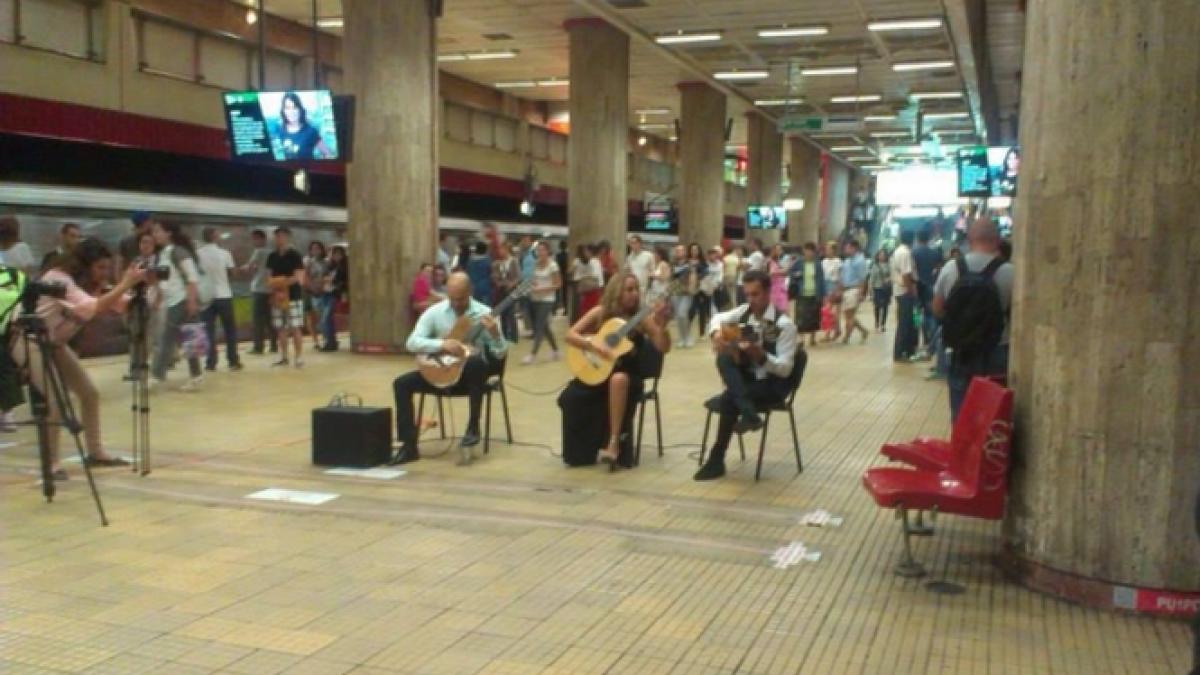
left=9, top=239, right=147, bottom=481
left=150, top=222, right=205, bottom=391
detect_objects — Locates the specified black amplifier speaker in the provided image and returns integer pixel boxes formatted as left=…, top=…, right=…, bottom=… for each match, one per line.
left=311, top=403, right=393, bottom=467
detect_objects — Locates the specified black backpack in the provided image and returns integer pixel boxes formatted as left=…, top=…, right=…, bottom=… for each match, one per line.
left=941, top=256, right=1006, bottom=358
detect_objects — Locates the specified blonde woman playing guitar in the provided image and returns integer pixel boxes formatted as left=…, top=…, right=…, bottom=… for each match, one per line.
left=559, top=271, right=670, bottom=470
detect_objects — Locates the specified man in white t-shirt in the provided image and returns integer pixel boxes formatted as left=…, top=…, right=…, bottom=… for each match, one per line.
left=745, top=237, right=765, bottom=272
left=625, top=235, right=655, bottom=294
left=197, top=228, right=242, bottom=372
left=890, top=230, right=918, bottom=361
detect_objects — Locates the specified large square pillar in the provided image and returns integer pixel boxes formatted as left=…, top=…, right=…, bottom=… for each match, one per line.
left=677, top=82, right=726, bottom=246
left=343, top=0, right=438, bottom=352
left=566, top=18, right=629, bottom=260
left=787, top=137, right=821, bottom=246
left=746, top=112, right=783, bottom=244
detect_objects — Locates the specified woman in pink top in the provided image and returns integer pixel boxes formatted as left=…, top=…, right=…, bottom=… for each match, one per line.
left=10, top=239, right=147, bottom=481
left=767, top=244, right=789, bottom=314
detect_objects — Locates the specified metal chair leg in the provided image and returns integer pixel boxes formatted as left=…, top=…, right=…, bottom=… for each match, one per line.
left=699, top=410, right=712, bottom=466
left=654, top=396, right=664, bottom=457
left=788, top=408, right=802, bottom=473
left=417, top=393, right=425, bottom=432
left=754, top=413, right=771, bottom=482
left=484, top=391, right=492, bottom=455
left=437, top=396, right=446, bottom=439
left=895, top=507, right=928, bottom=578
left=635, top=396, right=647, bottom=467
left=500, top=383, right=513, bottom=443
left=737, top=432, right=746, bottom=461
left=910, top=508, right=936, bottom=536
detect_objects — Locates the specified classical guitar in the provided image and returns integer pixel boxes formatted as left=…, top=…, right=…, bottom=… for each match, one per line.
left=566, top=293, right=665, bottom=387
left=416, top=278, right=534, bottom=388
left=716, top=321, right=762, bottom=365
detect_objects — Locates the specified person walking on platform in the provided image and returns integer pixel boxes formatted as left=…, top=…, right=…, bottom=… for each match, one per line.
left=522, top=241, right=561, bottom=364
left=821, top=241, right=843, bottom=342
left=266, top=227, right=307, bottom=369
left=868, top=249, right=891, bottom=332
left=244, top=229, right=277, bottom=355
left=667, top=245, right=697, bottom=347
left=891, top=230, right=918, bottom=362
left=694, top=270, right=797, bottom=481
left=933, top=218, right=1013, bottom=422
left=912, top=229, right=944, bottom=359
left=789, top=242, right=825, bottom=347
left=837, top=239, right=870, bottom=344
left=197, top=227, right=242, bottom=372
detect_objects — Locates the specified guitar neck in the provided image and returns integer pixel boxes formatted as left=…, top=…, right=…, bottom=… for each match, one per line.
left=462, top=281, right=531, bottom=344
left=612, top=302, right=656, bottom=342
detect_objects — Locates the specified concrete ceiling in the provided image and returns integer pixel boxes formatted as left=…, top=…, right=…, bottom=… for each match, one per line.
left=260, top=0, right=1024, bottom=168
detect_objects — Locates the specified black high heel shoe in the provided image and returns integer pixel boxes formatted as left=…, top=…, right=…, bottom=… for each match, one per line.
left=598, top=437, right=620, bottom=472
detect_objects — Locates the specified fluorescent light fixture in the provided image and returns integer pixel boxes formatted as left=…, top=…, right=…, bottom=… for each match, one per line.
left=782, top=197, right=805, bottom=210
left=495, top=81, right=536, bottom=89
left=831, top=145, right=865, bottom=152
left=847, top=156, right=877, bottom=162
left=468, top=50, right=518, bottom=60
left=437, top=54, right=468, bottom=62
left=870, top=131, right=910, bottom=138
left=809, top=132, right=853, bottom=139
left=655, top=31, right=722, bottom=45
left=536, top=79, right=569, bottom=87
left=639, top=123, right=672, bottom=130
left=883, top=146, right=926, bottom=154
left=754, top=98, right=804, bottom=106
left=867, top=18, right=943, bottom=32
left=758, top=25, right=829, bottom=38
left=863, top=164, right=890, bottom=170
left=923, top=111, right=970, bottom=120
left=637, top=136, right=648, bottom=147
left=316, top=17, right=342, bottom=28
left=830, top=94, right=882, bottom=103
left=864, top=114, right=898, bottom=122
left=911, top=91, right=962, bottom=100
left=714, top=70, right=770, bottom=81
left=801, top=66, right=858, bottom=76
left=893, top=60, right=955, bottom=72
left=635, top=108, right=672, bottom=115
left=245, top=9, right=258, bottom=24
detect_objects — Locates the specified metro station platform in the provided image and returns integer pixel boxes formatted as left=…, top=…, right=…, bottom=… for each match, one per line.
left=1, top=325, right=1192, bottom=674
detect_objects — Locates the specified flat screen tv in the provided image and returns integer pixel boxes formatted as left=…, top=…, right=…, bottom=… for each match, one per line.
left=988, top=146, right=1020, bottom=197
left=644, top=210, right=672, bottom=231
left=957, top=146, right=991, bottom=197
left=223, top=90, right=341, bottom=162
left=747, top=205, right=787, bottom=229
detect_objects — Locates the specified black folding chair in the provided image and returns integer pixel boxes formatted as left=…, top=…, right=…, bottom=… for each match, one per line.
left=417, top=357, right=513, bottom=455
left=698, top=347, right=808, bottom=481
left=633, top=342, right=665, bottom=466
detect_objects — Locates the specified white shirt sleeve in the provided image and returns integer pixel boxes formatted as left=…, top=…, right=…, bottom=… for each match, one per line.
left=708, top=306, right=742, bottom=337
left=763, top=317, right=798, bottom=379
left=405, top=305, right=445, bottom=354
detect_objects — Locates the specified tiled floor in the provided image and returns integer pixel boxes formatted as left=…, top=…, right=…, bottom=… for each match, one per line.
left=1, top=316, right=1193, bottom=674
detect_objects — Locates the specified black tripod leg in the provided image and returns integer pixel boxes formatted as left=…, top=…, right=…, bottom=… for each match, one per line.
left=31, top=389, right=54, bottom=502
left=38, top=337, right=108, bottom=526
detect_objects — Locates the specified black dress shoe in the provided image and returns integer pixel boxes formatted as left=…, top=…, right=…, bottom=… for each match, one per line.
left=460, top=431, right=480, bottom=448
left=388, top=447, right=420, bottom=465
left=733, top=413, right=764, bottom=434
left=85, top=455, right=130, bottom=467
left=693, top=462, right=726, bottom=481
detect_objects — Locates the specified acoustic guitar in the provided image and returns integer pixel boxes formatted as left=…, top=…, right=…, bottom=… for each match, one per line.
left=566, top=293, right=664, bottom=387
left=416, top=278, right=534, bottom=388
left=716, top=321, right=762, bottom=365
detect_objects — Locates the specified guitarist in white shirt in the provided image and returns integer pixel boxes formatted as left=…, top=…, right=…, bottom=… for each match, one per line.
left=391, top=273, right=507, bottom=466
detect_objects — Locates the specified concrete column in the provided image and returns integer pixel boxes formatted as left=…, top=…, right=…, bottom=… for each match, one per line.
left=566, top=18, right=629, bottom=261
left=787, top=137, right=821, bottom=246
left=821, top=160, right=850, bottom=244
left=1004, top=0, right=1200, bottom=610
left=342, top=0, right=438, bottom=352
left=746, top=112, right=783, bottom=245
left=677, top=82, right=726, bottom=246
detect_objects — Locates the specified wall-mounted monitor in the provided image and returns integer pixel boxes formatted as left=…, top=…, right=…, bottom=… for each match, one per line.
left=644, top=210, right=673, bottom=231
left=957, top=146, right=991, bottom=197
left=747, top=205, right=787, bottom=229
left=988, top=146, right=1020, bottom=197
left=223, top=90, right=341, bottom=162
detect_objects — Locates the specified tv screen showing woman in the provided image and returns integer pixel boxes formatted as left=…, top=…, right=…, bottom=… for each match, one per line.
left=263, top=91, right=339, bottom=161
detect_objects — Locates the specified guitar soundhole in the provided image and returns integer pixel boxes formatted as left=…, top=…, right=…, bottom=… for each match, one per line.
left=605, top=334, right=620, bottom=348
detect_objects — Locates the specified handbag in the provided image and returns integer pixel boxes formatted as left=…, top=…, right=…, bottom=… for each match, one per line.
left=179, top=322, right=209, bottom=360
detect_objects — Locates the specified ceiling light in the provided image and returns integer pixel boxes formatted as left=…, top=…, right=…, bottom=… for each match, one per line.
left=714, top=70, right=770, bottom=81
left=536, top=78, right=569, bottom=87
left=637, top=136, right=648, bottom=147
left=847, top=156, right=876, bottom=162
left=862, top=164, right=890, bottom=170
left=316, top=17, right=343, bottom=28
left=911, top=91, right=962, bottom=100
left=870, top=131, right=910, bottom=138
left=864, top=114, right=898, bottom=122
left=754, top=98, right=804, bottom=106
left=867, top=18, right=943, bottom=32
left=782, top=197, right=805, bottom=210
left=495, top=81, right=536, bottom=89
left=468, top=50, right=518, bottom=60
left=245, top=9, right=258, bottom=24
left=437, top=54, right=468, bottom=62
left=884, top=146, right=926, bottom=154
left=923, top=111, right=970, bottom=120
left=640, top=123, right=672, bottom=130
left=893, top=60, right=955, bottom=72
left=669, top=136, right=678, bottom=142
left=801, top=66, right=858, bottom=76
left=635, top=108, right=672, bottom=115
left=831, top=145, right=865, bottom=151
left=758, top=25, right=829, bottom=38
left=655, top=31, right=722, bottom=45
left=830, top=94, right=882, bottom=103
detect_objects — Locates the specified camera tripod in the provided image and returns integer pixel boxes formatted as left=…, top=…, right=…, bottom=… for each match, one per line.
left=15, top=301, right=108, bottom=526
left=127, top=289, right=151, bottom=476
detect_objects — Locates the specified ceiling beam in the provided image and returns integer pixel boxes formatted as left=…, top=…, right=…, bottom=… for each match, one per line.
left=942, top=0, right=1001, bottom=144
left=567, top=0, right=855, bottom=171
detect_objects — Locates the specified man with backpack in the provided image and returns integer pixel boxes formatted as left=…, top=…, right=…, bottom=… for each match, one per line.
left=933, top=217, right=1014, bottom=422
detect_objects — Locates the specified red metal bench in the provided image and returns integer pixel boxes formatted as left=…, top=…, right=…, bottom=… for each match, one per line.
left=862, top=377, right=1014, bottom=577
left=880, top=377, right=1011, bottom=472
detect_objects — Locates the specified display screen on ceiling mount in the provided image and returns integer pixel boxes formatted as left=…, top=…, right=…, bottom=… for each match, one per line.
left=747, top=205, right=787, bottom=229
left=223, top=90, right=341, bottom=162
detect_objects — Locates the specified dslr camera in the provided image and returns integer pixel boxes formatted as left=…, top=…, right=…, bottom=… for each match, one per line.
left=139, top=262, right=170, bottom=281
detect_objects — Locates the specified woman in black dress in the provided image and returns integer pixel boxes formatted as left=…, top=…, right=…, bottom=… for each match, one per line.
left=558, top=271, right=670, bottom=469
